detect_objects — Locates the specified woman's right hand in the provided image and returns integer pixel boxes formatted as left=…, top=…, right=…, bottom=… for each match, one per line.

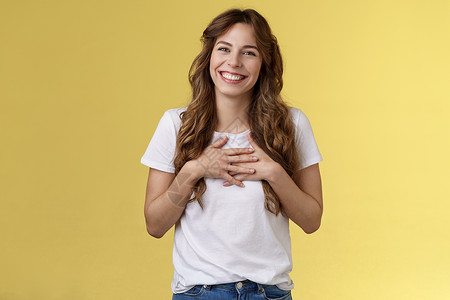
left=191, top=135, right=258, bottom=187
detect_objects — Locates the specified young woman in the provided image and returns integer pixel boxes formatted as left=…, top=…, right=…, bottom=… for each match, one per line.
left=141, top=8, right=323, bottom=300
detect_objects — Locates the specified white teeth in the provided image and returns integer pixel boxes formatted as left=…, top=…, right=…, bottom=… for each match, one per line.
left=221, top=72, right=244, bottom=81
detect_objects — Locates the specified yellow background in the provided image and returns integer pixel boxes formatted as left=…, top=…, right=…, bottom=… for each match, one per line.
left=1, top=0, right=449, bottom=299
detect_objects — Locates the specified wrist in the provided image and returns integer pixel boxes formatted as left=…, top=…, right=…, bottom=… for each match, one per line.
left=266, top=162, right=284, bottom=184
left=181, top=160, right=203, bottom=184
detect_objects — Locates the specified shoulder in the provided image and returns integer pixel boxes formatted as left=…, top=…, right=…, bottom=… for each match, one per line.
left=163, top=106, right=187, bottom=121
left=160, top=106, right=188, bottom=129
left=287, top=106, right=309, bottom=127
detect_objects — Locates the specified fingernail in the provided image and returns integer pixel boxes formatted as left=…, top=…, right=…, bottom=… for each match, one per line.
left=240, top=183, right=245, bottom=188
left=249, top=169, right=255, bottom=173
left=248, top=148, right=254, bottom=152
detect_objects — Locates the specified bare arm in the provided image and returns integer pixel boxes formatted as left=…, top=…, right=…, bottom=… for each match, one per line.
left=268, top=163, right=323, bottom=233
left=144, top=135, right=258, bottom=238
left=144, top=162, right=199, bottom=238
left=224, top=132, right=323, bottom=233
left=233, top=162, right=323, bottom=234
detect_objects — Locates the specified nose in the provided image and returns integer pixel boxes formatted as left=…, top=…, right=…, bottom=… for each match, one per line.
left=227, top=52, right=241, bottom=68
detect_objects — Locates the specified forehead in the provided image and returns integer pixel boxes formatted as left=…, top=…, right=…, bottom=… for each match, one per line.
left=215, top=23, right=257, bottom=46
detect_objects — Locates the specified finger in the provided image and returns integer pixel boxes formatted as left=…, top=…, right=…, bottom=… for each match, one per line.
left=233, top=174, right=249, bottom=181
left=227, top=154, right=258, bottom=163
left=226, top=164, right=255, bottom=174
left=211, top=135, right=228, bottom=148
left=228, top=171, right=238, bottom=176
left=223, top=147, right=254, bottom=156
left=223, top=173, right=245, bottom=188
left=223, top=174, right=249, bottom=186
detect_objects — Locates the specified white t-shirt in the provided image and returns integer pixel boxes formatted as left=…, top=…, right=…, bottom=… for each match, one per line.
left=141, top=106, right=323, bottom=293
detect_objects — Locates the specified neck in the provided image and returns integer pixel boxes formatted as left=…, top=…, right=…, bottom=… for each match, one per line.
left=214, top=91, right=252, bottom=133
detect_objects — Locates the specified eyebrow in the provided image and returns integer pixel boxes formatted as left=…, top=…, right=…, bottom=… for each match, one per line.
left=216, top=41, right=259, bottom=50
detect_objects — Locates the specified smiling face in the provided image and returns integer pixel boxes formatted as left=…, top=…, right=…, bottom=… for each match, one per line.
left=209, top=23, right=263, bottom=101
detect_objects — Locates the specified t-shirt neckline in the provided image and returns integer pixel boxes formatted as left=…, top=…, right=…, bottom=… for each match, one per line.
left=213, top=129, right=251, bottom=136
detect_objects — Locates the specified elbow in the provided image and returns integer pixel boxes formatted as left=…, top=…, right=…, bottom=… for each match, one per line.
left=303, top=223, right=320, bottom=234
left=145, top=215, right=167, bottom=239
left=146, top=225, right=165, bottom=239
left=303, top=204, right=323, bottom=234
left=302, top=219, right=321, bottom=234
left=145, top=210, right=167, bottom=238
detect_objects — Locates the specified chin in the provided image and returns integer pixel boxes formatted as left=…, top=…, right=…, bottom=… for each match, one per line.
left=216, top=86, right=253, bottom=98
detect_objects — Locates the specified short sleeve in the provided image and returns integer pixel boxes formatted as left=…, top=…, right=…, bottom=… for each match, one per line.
left=140, top=109, right=182, bottom=173
left=291, top=107, right=323, bottom=170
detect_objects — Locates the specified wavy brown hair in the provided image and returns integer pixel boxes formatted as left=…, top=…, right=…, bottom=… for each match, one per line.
left=173, top=8, right=299, bottom=215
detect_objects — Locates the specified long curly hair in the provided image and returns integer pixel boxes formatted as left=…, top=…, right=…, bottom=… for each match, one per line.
left=173, top=8, right=299, bottom=215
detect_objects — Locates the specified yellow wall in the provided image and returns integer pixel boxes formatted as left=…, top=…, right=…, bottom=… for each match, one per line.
left=1, top=0, right=449, bottom=299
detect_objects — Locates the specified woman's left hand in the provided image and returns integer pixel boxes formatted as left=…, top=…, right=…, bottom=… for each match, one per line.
left=222, top=132, right=280, bottom=186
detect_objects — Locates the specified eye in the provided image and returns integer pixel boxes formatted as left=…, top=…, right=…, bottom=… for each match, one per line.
left=243, top=51, right=256, bottom=56
left=218, top=47, right=229, bottom=52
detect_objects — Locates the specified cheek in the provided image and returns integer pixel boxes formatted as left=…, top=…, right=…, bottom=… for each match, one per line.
left=209, top=57, right=214, bottom=72
left=209, top=62, right=213, bottom=78
left=249, top=59, right=262, bottom=74
left=250, top=63, right=262, bottom=79
left=209, top=57, right=217, bottom=80
left=209, top=53, right=222, bottom=69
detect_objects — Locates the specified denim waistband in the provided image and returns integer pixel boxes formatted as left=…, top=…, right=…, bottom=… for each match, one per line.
left=204, top=280, right=264, bottom=292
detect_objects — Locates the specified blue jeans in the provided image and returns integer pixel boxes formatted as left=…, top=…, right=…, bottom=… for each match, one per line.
left=172, top=280, right=292, bottom=300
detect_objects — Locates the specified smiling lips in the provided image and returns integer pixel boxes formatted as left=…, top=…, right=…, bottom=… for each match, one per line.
left=220, top=71, right=247, bottom=83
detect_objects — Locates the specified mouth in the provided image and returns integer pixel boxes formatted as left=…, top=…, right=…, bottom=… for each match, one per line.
left=219, top=71, right=247, bottom=83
